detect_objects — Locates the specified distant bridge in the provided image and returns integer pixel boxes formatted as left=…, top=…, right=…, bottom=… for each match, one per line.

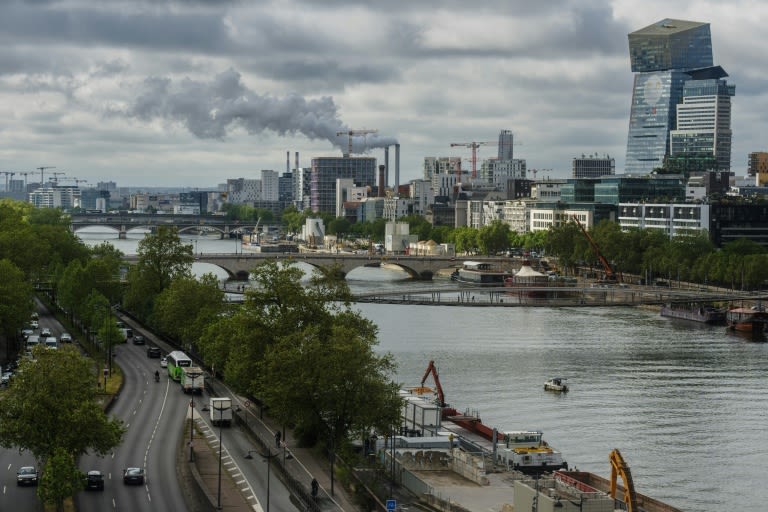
left=123, top=252, right=472, bottom=280
left=70, top=213, right=258, bottom=239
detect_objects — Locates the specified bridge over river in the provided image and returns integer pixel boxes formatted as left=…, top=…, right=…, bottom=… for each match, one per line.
left=352, top=286, right=766, bottom=308
left=124, top=252, right=469, bottom=280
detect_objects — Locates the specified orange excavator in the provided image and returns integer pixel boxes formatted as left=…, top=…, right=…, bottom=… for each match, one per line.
left=609, top=449, right=639, bottom=512
left=572, top=215, right=617, bottom=283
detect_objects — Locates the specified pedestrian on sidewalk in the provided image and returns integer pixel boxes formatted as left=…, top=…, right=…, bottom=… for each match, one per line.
left=275, top=430, right=281, bottom=448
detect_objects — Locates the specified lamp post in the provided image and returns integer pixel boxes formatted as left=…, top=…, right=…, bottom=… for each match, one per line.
left=245, top=448, right=275, bottom=512
left=213, top=400, right=226, bottom=510
left=189, top=371, right=200, bottom=462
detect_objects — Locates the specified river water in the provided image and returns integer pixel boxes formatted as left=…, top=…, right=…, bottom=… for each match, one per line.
left=79, top=229, right=767, bottom=511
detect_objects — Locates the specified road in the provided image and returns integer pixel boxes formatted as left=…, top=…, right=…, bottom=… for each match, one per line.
left=2, top=299, right=298, bottom=511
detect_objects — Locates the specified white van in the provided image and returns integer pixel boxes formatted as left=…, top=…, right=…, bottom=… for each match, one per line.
left=45, top=337, right=58, bottom=350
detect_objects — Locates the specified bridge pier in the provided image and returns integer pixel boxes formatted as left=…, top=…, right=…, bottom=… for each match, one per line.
left=119, top=225, right=127, bottom=240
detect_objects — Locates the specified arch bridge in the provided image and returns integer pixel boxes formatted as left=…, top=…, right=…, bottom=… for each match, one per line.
left=70, top=213, right=258, bottom=239
left=123, top=252, right=470, bottom=281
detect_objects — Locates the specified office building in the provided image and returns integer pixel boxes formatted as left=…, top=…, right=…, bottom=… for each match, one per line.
left=572, top=155, right=615, bottom=178
left=670, top=77, right=735, bottom=171
left=625, top=19, right=716, bottom=173
left=310, top=157, right=376, bottom=214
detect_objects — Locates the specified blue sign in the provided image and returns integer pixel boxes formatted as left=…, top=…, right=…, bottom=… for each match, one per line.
left=386, top=499, right=397, bottom=511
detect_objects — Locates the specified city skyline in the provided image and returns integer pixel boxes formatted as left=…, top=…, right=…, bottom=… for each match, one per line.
left=1, top=1, right=765, bottom=188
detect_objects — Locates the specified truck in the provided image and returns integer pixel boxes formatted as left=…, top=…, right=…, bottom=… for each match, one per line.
left=180, top=366, right=204, bottom=394
left=209, top=397, right=232, bottom=427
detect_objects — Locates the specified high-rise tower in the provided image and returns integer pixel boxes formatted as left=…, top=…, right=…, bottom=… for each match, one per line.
left=625, top=19, right=718, bottom=174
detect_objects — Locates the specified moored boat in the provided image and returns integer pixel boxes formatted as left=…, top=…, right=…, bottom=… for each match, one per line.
left=450, top=261, right=508, bottom=286
left=660, top=303, right=726, bottom=324
left=726, top=306, right=768, bottom=333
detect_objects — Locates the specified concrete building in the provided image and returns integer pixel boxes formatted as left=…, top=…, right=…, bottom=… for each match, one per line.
left=749, top=152, right=768, bottom=185
left=28, top=185, right=81, bottom=210
left=617, top=202, right=709, bottom=237
left=409, top=179, right=434, bottom=217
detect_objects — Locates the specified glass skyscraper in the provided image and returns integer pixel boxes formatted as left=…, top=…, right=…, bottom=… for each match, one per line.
left=625, top=19, right=718, bottom=174
left=310, top=156, right=376, bottom=214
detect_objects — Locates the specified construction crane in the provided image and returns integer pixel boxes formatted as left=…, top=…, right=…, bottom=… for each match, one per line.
left=449, top=141, right=497, bottom=179
left=18, top=172, right=30, bottom=191
left=572, top=214, right=617, bottom=283
left=335, top=129, right=378, bottom=157
left=37, top=166, right=56, bottom=184
left=48, top=171, right=66, bottom=185
left=59, top=177, right=88, bottom=187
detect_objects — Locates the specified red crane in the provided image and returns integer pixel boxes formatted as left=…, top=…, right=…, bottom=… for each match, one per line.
left=420, top=360, right=447, bottom=408
left=572, top=215, right=616, bottom=282
left=449, top=141, right=497, bottom=179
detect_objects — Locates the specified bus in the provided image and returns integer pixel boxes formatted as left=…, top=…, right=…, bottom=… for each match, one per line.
left=166, top=350, right=193, bottom=381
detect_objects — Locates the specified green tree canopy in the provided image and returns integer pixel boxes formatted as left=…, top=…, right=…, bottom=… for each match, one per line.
left=123, top=226, right=193, bottom=319
left=0, top=346, right=125, bottom=466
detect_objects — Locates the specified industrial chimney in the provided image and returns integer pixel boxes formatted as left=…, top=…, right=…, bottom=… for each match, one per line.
left=286, top=151, right=290, bottom=174
left=378, top=165, right=386, bottom=197
left=395, top=143, right=400, bottom=196
left=384, top=146, right=390, bottom=189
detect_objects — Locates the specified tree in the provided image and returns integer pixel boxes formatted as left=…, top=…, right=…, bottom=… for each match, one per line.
left=123, top=226, right=193, bottom=319
left=37, top=448, right=85, bottom=512
left=151, top=274, right=225, bottom=346
left=478, top=220, right=511, bottom=256
left=0, top=347, right=125, bottom=500
left=0, top=259, right=34, bottom=349
left=195, top=261, right=401, bottom=449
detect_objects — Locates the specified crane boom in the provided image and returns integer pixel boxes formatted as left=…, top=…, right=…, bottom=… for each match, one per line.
left=335, top=129, right=378, bottom=156
left=449, top=141, right=497, bottom=178
left=572, top=215, right=616, bottom=282
left=609, top=449, right=639, bottom=512
left=420, top=360, right=447, bottom=408
left=36, top=166, right=56, bottom=184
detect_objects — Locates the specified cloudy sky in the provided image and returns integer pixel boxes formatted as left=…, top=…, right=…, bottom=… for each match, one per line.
left=0, top=0, right=764, bottom=189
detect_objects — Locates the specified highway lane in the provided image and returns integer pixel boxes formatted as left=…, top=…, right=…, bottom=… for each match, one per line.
left=0, top=451, right=44, bottom=512
left=76, top=340, right=189, bottom=511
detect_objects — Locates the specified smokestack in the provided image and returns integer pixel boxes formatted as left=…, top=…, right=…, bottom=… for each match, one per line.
left=378, top=165, right=385, bottom=197
left=286, top=151, right=290, bottom=174
left=384, top=146, right=390, bottom=189
left=295, top=151, right=299, bottom=171
left=395, top=143, right=400, bottom=196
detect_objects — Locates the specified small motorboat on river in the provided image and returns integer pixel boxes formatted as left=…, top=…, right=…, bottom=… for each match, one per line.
left=544, top=377, right=568, bottom=392
left=726, top=305, right=768, bottom=333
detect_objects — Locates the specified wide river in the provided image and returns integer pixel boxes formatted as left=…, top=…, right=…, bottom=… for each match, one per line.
left=79, top=230, right=768, bottom=511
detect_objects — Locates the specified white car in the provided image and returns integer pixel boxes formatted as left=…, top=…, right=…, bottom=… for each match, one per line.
left=60, top=333, right=72, bottom=343
left=41, top=327, right=52, bottom=337
left=30, top=320, right=39, bottom=329
left=160, top=357, right=167, bottom=368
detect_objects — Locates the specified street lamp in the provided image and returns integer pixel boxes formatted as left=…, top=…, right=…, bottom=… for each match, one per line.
left=188, top=371, right=201, bottom=462
left=213, top=400, right=227, bottom=510
left=244, top=447, right=276, bottom=512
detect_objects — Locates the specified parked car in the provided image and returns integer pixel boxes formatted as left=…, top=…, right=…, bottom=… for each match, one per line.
left=123, top=467, right=145, bottom=485
left=16, top=466, right=38, bottom=486
left=41, top=327, right=52, bottom=337
left=21, top=328, right=34, bottom=340
left=60, top=332, right=72, bottom=343
left=85, top=470, right=105, bottom=490
left=132, top=335, right=146, bottom=345
left=147, top=347, right=161, bottom=358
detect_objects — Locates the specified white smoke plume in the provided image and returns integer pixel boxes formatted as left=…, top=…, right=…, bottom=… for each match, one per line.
left=124, top=68, right=398, bottom=153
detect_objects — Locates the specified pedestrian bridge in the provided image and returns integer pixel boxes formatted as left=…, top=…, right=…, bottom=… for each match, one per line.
left=124, top=252, right=472, bottom=280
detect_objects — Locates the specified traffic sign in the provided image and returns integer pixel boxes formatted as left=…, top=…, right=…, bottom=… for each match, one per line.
left=386, top=499, right=396, bottom=511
